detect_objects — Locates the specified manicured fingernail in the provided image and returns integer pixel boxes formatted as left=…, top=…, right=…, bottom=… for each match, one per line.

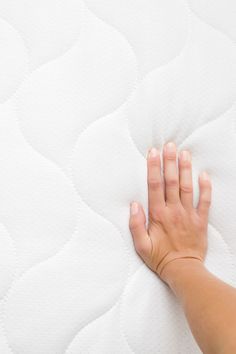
left=130, top=202, right=139, bottom=215
left=181, top=150, right=191, bottom=161
left=149, top=147, right=158, bottom=158
left=166, top=142, right=175, bottom=153
left=200, top=171, right=210, bottom=181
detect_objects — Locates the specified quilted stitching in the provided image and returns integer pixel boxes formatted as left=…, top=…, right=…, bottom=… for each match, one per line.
left=0, top=1, right=235, bottom=353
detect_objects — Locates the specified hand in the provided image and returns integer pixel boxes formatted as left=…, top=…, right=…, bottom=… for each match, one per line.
left=129, top=142, right=212, bottom=283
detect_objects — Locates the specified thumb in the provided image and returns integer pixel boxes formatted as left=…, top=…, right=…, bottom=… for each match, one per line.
left=129, top=202, right=151, bottom=259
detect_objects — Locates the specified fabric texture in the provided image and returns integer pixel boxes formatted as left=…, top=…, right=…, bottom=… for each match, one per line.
left=0, top=0, right=236, bottom=353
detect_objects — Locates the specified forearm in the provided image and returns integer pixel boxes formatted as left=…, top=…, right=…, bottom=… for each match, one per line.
left=162, top=259, right=236, bottom=354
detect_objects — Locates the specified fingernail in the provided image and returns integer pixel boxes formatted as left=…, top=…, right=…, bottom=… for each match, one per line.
left=130, top=202, right=139, bottom=215
left=148, top=147, right=159, bottom=158
left=166, top=142, right=175, bottom=153
left=181, top=150, right=191, bottom=161
left=200, top=171, right=210, bottom=181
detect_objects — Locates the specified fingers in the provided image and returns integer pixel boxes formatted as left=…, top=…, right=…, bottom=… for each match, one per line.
left=163, top=142, right=180, bottom=205
left=197, top=172, right=212, bottom=220
left=129, top=202, right=151, bottom=259
left=147, top=148, right=165, bottom=218
left=179, top=150, right=193, bottom=210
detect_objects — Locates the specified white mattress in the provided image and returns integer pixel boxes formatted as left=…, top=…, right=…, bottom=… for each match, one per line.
left=0, top=1, right=236, bottom=353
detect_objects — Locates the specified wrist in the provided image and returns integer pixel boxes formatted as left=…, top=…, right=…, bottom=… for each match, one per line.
left=160, top=257, right=206, bottom=288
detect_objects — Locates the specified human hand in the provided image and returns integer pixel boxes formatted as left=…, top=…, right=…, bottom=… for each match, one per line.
left=129, top=142, right=212, bottom=284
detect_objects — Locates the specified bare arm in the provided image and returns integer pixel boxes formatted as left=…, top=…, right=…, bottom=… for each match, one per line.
left=129, top=142, right=236, bottom=354
left=162, top=259, right=236, bottom=354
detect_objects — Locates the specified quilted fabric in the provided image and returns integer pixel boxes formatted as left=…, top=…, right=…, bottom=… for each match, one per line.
left=0, top=1, right=236, bottom=353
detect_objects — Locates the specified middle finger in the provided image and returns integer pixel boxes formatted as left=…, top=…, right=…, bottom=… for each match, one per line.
left=163, top=142, right=180, bottom=205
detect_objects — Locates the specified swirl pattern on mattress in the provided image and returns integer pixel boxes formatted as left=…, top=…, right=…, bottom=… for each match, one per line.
left=0, top=0, right=236, bottom=353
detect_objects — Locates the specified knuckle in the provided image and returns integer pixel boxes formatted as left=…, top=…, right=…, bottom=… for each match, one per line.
left=165, top=178, right=179, bottom=188
left=135, top=241, right=148, bottom=256
left=179, top=159, right=191, bottom=168
left=149, top=207, right=163, bottom=221
left=180, top=184, right=193, bottom=193
left=129, top=219, right=141, bottom=230
left=202, top=198, right=211, bottom=207
left=165, top=152, right=176, bottom=160
left=192, top=215, right=206, bottom=231
left=148, top=179, right=163, bottom=190
left=148, top=159, right=161, bottom=167
left=170, top=208, right=182, bottom=223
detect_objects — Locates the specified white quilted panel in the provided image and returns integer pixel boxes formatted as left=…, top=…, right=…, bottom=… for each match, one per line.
left=0, top=1, right=235, bottom=353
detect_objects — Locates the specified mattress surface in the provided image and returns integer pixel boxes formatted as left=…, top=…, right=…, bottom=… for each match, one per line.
left=0, top=1, right=236, bottom=353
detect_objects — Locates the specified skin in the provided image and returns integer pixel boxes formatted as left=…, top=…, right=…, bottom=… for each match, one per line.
left=129, top=142, right=236, bottom=354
